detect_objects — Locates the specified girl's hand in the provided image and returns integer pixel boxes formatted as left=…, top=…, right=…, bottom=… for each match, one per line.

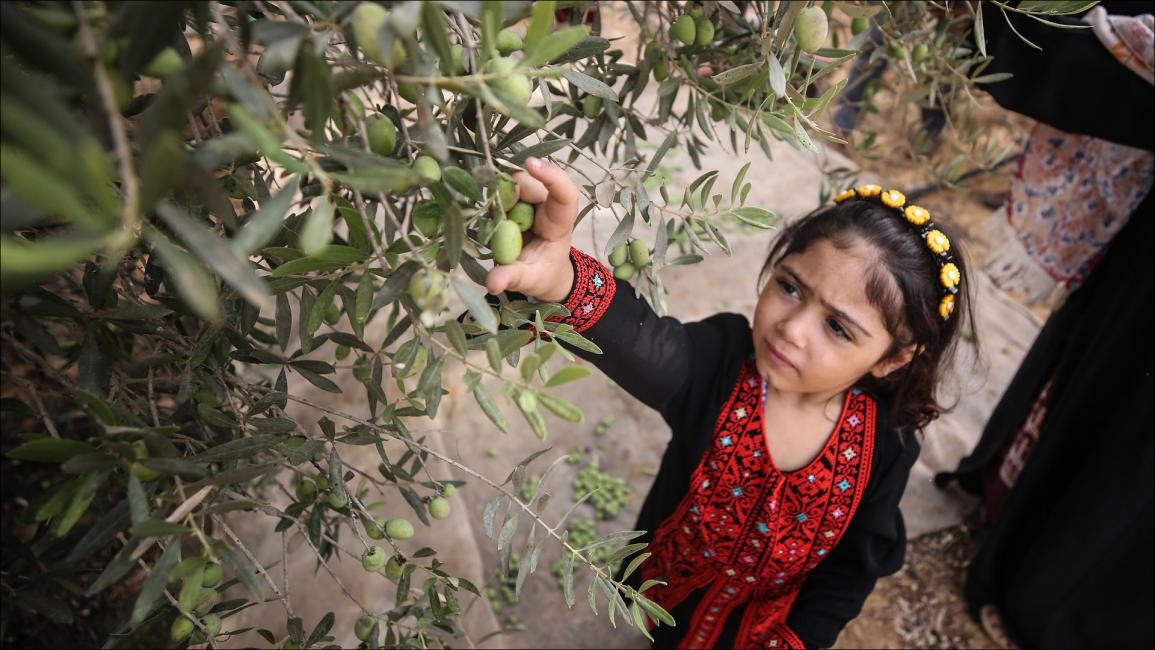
left=485, top=157, right=579, bottom=303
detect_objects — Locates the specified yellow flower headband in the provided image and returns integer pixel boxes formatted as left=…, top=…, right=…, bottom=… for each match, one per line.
left=834, top=185, right=961, bottom=321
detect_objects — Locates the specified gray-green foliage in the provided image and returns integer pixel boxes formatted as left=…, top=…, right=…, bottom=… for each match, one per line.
left=0, top=0, right=1075, bottom=646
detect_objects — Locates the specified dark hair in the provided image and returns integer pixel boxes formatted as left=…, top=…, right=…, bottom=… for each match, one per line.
left=759, top=199, right=977, bottom=433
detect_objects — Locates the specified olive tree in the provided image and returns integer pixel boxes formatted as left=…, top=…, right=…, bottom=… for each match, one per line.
left=0, top=1, right=1093, bottom=647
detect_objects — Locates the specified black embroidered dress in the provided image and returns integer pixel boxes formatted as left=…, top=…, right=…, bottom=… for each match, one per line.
left=549, top=249, right=921, bottom=649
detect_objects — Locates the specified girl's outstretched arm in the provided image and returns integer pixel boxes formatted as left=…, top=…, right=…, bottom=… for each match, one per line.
left=484, top=158, right=750, bottom=423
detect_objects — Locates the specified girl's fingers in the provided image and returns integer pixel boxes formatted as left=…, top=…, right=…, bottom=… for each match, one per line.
left=521, top=157, right=579, bottom=241
left=485, top=262, right=525, bottom=296
left=512, top=170, right=547, bottom=205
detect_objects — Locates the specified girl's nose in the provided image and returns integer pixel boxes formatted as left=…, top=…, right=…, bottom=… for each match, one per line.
left=778, top=308, right=808, bottom=349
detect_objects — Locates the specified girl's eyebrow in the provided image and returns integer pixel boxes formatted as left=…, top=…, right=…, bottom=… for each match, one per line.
left=779, top=265, right=873, bottom=338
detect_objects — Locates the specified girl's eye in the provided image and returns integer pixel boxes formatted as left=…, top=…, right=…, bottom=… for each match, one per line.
left=776, top=279, right=799, bottom=297
left=827, top=318, right=852, bottom=341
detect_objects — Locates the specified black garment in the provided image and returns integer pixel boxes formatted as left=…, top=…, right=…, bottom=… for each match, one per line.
left=935, top=4, right=1155, bottom=648
left=559, top=262, right=920, bottom=648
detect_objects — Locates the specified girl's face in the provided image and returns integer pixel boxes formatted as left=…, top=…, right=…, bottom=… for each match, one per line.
left=752, top=238, right=915, bottom=404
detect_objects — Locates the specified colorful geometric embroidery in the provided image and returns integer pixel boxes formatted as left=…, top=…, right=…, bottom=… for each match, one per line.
left=636, top=359, right=877, bottom=649
left=547, top=248, right=616, bottom=334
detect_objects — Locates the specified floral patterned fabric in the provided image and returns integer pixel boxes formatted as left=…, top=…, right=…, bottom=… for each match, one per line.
left=1005, top=123, right=1154, bottom=290
left=996, top=6, right=1154, bottom=294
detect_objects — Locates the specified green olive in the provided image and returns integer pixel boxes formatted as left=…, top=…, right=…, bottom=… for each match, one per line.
left=295, top=480, right=316, bottom=504
left=202, top=613, right=222, bottom=637
left=490, top=219, right=523, bottom=265
left=887, top=42, right=906, bottom=59
left=412, top=200, right=441, bottom=236
left=355, top=615, right=377, bottom=642
left=428, top=496, right=451, bottom=520
left=362, top=546, right=386, bottom=572
left=314, top=474, right=330, bottom=491
left=444, top=43, right=467, bottom=76
left=441, top=483, right=457, bottom=498
left=170, top=616, right=195, bottom=643
left=496, top=174, right=518, bottom=211
left=201, top=562, right=222, bottom=588
left=652, top=57, right=669, bottom=82
left=388, top=40, right=407, bottom=67
left=383, top=554, right=405, bottom=581
left=407, top=269, right=445, bottom=311
left=695, top=17, right=715, bottom=46
left=851, top=16, right=870, bottom=36
left=670, top=15, right=697, bottom=46
left=144, top=47, right=183, bottom=78
left=351, top=3, right=390, bottom=66
left=710, top=101, right=728, bottom=121
left=323, top=302, right=341, bottom=325
left=365, top=515, right=387, bottom=539
left=912, top=42, right=930, bottom=64
left=613, top=262, right=637, bottom=281
left=582, top=95, right=603, bottom=120
left=397, top=82, right=422, bottom=104
left=335, top=344, right=351, bottom=361
left=793, top=6, right=829, bottom=54
left=495, top=28, right=523, bottom=55
left=486, top=57, right=533, bottom=105
left=385, top=517, right=415, bottom=540
left=507, top=202, right=535, bottom=232
left=366, top=115, right=397, bottom=157
left=413, top=155, right=441, bottom=183
left=131, top=461, right=161, bottom=482
left=629, top=239, right=651, bottom=267
left=327, top=490, right=348, bottom=509
left=608, top=244, right=628, bottom=267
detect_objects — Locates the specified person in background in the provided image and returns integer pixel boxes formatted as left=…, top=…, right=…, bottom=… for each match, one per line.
left=935, top=3, right=1153, bottom=648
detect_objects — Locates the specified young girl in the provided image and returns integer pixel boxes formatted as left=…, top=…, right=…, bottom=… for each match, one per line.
left=486, top=157, right=975, bottom=649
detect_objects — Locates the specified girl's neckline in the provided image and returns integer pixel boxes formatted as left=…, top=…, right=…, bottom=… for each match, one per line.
left=758, top=376, right=852, bottom=476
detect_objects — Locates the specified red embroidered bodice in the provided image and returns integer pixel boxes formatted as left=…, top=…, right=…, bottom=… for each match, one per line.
left=639, top=361, right=877, bottom=649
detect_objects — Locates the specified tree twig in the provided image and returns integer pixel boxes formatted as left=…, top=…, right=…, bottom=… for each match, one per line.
left=214, top=515, right=295, bottom=617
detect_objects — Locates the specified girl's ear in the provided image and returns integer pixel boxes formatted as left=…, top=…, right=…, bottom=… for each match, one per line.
left=870, top=344, right=919, bottom=379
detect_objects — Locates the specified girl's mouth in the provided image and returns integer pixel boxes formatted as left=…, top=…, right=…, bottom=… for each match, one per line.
left=766, top=341, right=796, bottom=371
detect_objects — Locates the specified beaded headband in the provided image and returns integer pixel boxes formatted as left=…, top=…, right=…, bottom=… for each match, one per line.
left=833, top=185, right=961, bottom=321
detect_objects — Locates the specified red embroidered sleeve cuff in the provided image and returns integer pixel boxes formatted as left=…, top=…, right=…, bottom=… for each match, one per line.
left=548, top=248, right=615, bottom=334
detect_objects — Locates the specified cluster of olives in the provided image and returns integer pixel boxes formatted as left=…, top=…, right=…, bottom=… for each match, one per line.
left=668, top=9, right=717, bottom=48
left=647, top=5, right=717, bottom=84
left=352, top=2, right=532, bottom=106
left=573, top=462, right=631, bottom=521
left=294, top=471, right=356, bottom=511
left=168, top=559, right=225, bottom=643
left=360, top=543, right=406, bottom=584
left=363, top=111, right=441, bottom=185
left=489, top=173, right=536, bottom=266
left=607, top=238, right=651, bottom=281
left=347, top=4, right=543, bottom=278
left=362, top=514, right=415, bottom=543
